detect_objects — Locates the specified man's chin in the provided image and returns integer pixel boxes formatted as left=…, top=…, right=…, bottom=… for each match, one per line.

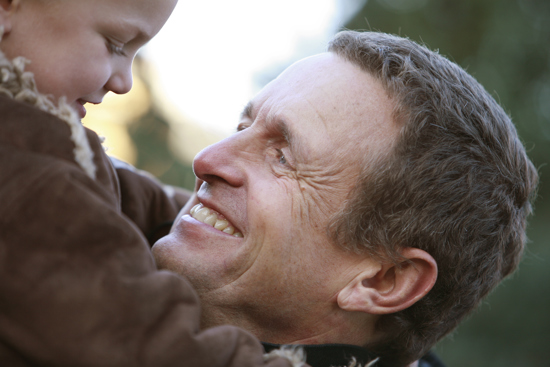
left=152, top=222, right=245, bottom=294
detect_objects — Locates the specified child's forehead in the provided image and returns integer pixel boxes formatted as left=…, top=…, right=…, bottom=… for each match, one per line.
left=98, top=0, right=178, bottom=31
left=25, top=0, right=177, bottom=38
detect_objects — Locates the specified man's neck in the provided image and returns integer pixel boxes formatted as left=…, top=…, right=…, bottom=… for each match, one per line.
left=200, top=303, right=379, bottom=347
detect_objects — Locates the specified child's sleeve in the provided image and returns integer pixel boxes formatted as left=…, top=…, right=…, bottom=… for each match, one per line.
left=0, top=119, right=302, bottom=367
left=111, top=157, right=192, bottom=245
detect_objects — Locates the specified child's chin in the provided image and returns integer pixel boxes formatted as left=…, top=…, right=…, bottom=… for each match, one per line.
left=74, top=101, right=87, bottom=119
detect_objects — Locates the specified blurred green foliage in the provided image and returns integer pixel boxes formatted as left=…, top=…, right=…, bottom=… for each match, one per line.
left=128, top=108, right=196, bottom=191
left=344, top=0, right=550, bottom=365
left=127, top=57, right=196, bottom=191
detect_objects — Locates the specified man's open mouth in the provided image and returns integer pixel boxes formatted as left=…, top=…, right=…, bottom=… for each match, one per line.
left=190, top=204, right=243, bottom=237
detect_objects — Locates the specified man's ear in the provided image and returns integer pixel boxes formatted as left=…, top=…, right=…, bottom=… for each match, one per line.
left=0, top=0, right=18, bottom=35
left=337, top=248, right=437, bottom=315
left=0, top=0, right=11, bottom=10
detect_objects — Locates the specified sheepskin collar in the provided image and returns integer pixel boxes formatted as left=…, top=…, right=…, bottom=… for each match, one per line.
left=0, top=44, right=96, bottom=179
left=263, top=342, right=379, bottom=367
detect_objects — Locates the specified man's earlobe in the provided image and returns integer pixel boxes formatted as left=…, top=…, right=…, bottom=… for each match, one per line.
left=0, top=0, right=15, bottom=12
left=337, top=248, right=437, bottom=315
left=0, top=0, right=15, bottom=36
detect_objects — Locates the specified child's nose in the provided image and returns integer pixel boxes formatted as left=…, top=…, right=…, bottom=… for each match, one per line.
left=106, top=64, right=133, bottom=95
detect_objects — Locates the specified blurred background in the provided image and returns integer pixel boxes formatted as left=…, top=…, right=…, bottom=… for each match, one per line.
left=82, top=0, right=550, bottom=365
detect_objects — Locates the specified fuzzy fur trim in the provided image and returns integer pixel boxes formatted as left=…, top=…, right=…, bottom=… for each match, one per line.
left=337, top=356, right=380, bottom=367
left=0, top=30, right=96, bottom=179
left=263, top=346, right=307, bottom=367
left=263, top=346, right=380, bottom=367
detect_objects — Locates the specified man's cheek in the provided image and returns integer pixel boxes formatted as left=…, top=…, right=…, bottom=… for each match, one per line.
left=294, top=181, right=343, bottom=225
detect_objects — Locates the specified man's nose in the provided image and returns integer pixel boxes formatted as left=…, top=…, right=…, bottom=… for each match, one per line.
left=193, top=135, right=246, bottom=188
left=105, top=61, right=134, bottom=95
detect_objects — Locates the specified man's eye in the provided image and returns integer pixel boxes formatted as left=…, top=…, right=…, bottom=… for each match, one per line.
left=236, top=123, right=249, bottom=132
left=277, top=149, right=287, bottom=165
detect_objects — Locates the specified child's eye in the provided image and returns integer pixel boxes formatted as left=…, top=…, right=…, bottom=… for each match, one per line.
left=107, top=41, right=127, bottom=56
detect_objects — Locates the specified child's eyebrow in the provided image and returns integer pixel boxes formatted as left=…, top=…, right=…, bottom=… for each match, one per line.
left=131, top=28, right=153, bottom=44
left=114, top=20, right=153, bottom=44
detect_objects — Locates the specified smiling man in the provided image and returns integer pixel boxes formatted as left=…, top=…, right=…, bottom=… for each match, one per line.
left=153, top=31, right=538, bottom=367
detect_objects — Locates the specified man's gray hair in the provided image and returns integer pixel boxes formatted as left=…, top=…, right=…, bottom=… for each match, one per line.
left=327, top=31, right=538, bottom=366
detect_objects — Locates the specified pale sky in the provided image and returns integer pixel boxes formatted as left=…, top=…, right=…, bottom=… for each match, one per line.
left=83, top=0, right=364, bottom=164
left=142, top=0, right=363, bottom=137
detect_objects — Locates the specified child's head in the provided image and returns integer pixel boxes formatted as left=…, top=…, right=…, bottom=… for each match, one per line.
left=0, top=0, right=178, bottom=118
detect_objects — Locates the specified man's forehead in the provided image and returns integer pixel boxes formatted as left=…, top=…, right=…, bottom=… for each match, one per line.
left=245, top=53, right=385, bottom=120
left=239, top=53, right=399, bottom=160
left=239, top=57, right=334, bottom=126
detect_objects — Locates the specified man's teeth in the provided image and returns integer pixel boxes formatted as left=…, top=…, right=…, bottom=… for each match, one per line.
left=190, top=204, right=243, bottom=237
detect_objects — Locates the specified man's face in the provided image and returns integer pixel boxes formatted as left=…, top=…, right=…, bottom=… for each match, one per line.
left=153, top=53, right=398, bottom=341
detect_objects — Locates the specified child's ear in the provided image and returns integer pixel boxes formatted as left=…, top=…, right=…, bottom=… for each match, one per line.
left=337, top=248, right=437, bottom=315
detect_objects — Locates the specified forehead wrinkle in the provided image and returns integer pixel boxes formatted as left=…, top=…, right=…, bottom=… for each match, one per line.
left=303, top=94, right=331, bottom=132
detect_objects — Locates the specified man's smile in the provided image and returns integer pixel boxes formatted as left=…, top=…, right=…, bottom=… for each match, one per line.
left=190, top=203, right=243, bottom=237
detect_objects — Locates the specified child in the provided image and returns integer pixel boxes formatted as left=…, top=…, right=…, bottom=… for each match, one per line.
left=0, top=1, right=299, bottom=366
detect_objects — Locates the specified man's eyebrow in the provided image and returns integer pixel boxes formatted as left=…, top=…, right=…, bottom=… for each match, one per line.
left=239, top=101, right=307, bottom=160
left=268, top=116, right=308, bottom=161
left=272, top=119, right=293, bottom=146
left=239, top=101, right=292, bottom=142
left=240, top=101, right=254, bottom=121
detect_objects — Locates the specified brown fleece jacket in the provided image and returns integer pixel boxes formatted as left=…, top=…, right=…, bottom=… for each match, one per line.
left=0, top=50, right=302, bottom=366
